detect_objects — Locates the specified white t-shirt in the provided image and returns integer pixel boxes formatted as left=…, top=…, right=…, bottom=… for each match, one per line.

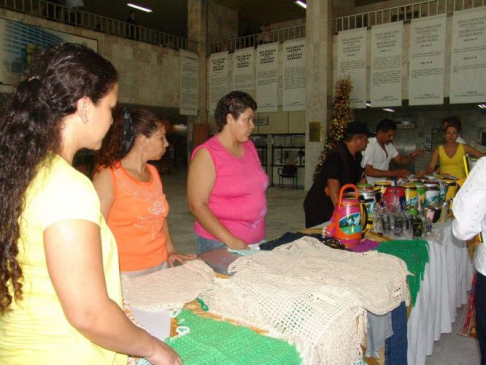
left=361, top=137, right=399, bottom=185
left=453, top=157, right=486, bottom=275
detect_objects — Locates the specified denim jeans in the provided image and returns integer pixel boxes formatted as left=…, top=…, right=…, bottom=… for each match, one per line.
left=195, top=234, right=226, bottom=254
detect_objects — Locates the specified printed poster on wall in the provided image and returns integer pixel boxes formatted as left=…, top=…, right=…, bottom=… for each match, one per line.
left=0, top=18, right=97, bottom=87
left=283, top=39, right=305, bottom=111
left=232, top=48, right=255, bottom=97
left=450, top=7, right=486, bottom=104
left=337, top=28, right=367, bottom=109
left=256, top=43, right=279, bottom=112
left=209, top=51, right=229, bottom=115
left=370, top=22, right=403, bottom=107
left=409, top=15, right=446, bottom=105
left=179, top=50, right=199, bottom=116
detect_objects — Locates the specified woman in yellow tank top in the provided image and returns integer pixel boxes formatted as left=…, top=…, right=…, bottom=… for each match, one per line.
left=420, top=124, right=484, bottom=179
left=0, top=44, right=181, bottom=364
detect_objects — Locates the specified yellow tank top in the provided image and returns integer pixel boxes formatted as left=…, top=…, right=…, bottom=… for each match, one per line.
left=439, top=144, right=466, bottom=179
left=0, top=154, right=127, bottom=364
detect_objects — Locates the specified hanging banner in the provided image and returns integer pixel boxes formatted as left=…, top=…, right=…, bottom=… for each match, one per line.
left=179, top=50, right=199, bottom=116
left=209, top=51, right=229, bottom=115
left=232, top=47, right=255, bottom=97
left=337, top=28, right=367, bottom=109
left=370, top=22, right=403, bottom=107
left=409, top=15, right=446, bottom=105
left=450, top=7, right=486, bottom=104
left=283, top=39, right=306, bottom=111
left=256, top=43, right=279, bottom=112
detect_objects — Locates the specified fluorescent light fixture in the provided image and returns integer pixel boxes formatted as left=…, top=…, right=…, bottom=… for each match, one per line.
left=383, top=108, right=395, bottom=112
left=127, top=3, right=153, bottom=13
left=295, top=1, right=307, bottom=9
left=479, top=104, right=486, bottom=109
left=366, top=102, right=372, bottom=107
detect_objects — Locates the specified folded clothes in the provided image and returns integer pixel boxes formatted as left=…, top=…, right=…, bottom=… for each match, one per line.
left=260, top=232, right=347, bottom=251
left=167, top=309, right=302, bottom=365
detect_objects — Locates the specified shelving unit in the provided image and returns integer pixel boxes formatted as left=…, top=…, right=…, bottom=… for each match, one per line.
left=271, top=134, right=305, bottom=189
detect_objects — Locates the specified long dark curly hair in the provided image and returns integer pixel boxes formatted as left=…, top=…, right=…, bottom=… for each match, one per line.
left=0, top=43, right=118, bottom=314
left=96, top=108, right=166, bottom=169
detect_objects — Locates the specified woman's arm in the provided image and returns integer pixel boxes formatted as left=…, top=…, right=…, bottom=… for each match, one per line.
left=164, top=220, right=196, bottom=267
left=418, top=147, right=439, bottom=177
left=44, top=220, right=181, bottom=364
left=464, top=145, right=486, bottom=159
left=187, top=148, right=248, bottom=249
left=92, top=168, right=114, bottom=219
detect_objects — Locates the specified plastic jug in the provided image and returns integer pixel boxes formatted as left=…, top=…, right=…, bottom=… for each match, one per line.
left=327, top=184, right=368, bottom=248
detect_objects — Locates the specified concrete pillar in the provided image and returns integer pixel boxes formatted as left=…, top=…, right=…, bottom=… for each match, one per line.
left=188, top=0, right=208, bottom=125
left=304, top=0, right=334, bottom=189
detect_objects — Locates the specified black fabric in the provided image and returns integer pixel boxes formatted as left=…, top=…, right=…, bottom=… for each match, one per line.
left=303, top=141, right=363, bottom=228
left=476, top=272, right=486, bottom=365
left=259, top=232, right=347, bottom=251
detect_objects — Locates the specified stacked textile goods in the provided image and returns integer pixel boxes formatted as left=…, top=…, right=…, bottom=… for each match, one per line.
left=200, top=237, right=411, bottom=365
left=122, top=259, right=216, bottom=310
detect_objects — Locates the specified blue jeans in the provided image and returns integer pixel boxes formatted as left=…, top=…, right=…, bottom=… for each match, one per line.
left=195, top=234, right=226, bottom=254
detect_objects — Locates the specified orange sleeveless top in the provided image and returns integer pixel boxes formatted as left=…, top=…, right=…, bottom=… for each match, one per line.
left=108, top=163, right=169, bottom=272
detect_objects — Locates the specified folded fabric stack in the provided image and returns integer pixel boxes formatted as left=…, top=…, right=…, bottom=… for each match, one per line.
left=122, top=259, right=216, bottom=310
left=167, top=309, right=302, bottom=364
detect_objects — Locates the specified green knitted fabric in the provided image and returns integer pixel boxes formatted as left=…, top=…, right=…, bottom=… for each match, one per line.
left=374, top=239, right=429, bottom=306
left=166, top=309, right=302, bottom=365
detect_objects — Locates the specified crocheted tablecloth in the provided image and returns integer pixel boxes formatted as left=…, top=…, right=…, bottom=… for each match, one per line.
left=199, top=237, right=410, bottom=365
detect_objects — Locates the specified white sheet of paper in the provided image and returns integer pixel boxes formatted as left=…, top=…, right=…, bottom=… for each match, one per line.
left=131, top=307, right=171, bottom=342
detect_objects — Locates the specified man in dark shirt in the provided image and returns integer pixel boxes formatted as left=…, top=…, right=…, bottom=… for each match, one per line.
left=304, top=121, right=372, bottom=228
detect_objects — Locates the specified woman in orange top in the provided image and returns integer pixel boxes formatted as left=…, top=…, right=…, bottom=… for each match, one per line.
left=419, top=123, right=484, bottom=179
left=94, top=108, right=195, bottom=276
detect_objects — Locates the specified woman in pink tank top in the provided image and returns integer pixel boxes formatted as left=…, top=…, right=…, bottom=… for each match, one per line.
left=188, top=91, right=269, bottom=254
left=94, top=108, right=195, bottom=275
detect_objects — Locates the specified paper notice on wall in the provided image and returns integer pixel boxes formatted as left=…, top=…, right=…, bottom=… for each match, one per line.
left=409, top=15, right=446, bottom=105
left=232, top=47, right=255, bottom=97
left=283, top=39, right=305, bottom=111
left=209, top=51, right=229, bottom=115
left=337, top=28, right=367, bottom=109
left=450, top=7, right=486, bottom=104
left=256, top=43, right=279, bottom=112
left=371, top=22, right=403, bottom=107
left=179, top=50, right=199, bottom=116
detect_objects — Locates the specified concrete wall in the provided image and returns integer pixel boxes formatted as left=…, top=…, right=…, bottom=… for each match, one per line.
left=208, top=2, right=238, bottom=43
left=0, top=9, right=181, bottom=109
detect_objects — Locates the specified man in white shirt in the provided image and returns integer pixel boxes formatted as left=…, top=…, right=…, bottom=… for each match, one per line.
left=452, top=157, right=486, bottom=364
left=361, top=119, right=424, bottom=185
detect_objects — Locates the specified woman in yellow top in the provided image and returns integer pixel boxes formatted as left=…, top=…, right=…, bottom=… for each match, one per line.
left=420, top=123, right=484, bottom=179
left=0, top=44, right=181, bottom=364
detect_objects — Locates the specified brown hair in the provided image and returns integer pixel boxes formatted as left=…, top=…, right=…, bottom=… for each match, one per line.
left=0, top=43, right=118, bottom=313
left=96, top=108, right=166, bottom=169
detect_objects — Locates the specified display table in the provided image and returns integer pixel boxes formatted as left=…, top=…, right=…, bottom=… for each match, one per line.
left=196, top=220, right=473, bottom=364
left=407, top=220, right=473, bottom=365
left=129, top=220, right=473, bottom=364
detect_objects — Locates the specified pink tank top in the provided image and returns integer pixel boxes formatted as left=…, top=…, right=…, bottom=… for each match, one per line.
left=192, top=136, right=269, bottom=244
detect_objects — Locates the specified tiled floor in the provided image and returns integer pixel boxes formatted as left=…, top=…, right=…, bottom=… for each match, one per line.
left=162, top=169, right=480, bottom=364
